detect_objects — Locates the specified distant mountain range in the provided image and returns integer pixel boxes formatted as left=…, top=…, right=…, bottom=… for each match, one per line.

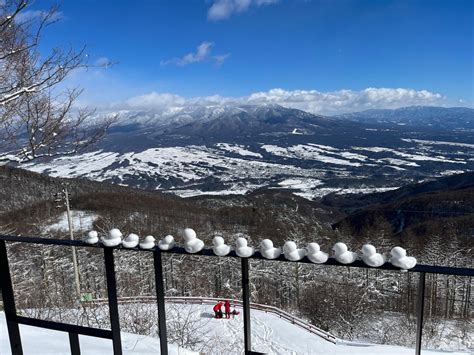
left=337, top=106, right=474, bottom=130
left=160, top=104, right=338, bottom=142
left=16, top=104, right=474, bottom=200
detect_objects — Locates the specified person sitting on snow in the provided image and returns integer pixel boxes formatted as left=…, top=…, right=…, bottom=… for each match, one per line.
left=231, top=309, right=240, bottom=318
left=224, top=300, right=231, bottom=319
left=213, top=302, right=223, bottom=319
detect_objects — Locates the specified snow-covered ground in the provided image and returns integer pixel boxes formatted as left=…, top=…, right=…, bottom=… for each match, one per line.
left=165, top=304, right=471, bottom=355
left=215, top=143, right=263, bottom=158
left=44, top=210, right=98, bottom=233
left=22, top=137, right=472, bottom=200
left=0, top=313, right=196, bottom=355
left=2, top=304, right=470, bottom=355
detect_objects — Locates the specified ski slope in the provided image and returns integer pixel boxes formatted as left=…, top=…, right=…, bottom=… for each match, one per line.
left=1, top=307, right=470, bottom=354
left=181, top=305, right=470, bottom=354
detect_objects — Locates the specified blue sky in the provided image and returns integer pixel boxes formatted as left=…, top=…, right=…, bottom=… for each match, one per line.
left=31, top=0, right=473, bottom=113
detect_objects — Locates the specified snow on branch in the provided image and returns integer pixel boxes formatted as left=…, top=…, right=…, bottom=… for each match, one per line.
left=0, top=0, right=116, bottom=164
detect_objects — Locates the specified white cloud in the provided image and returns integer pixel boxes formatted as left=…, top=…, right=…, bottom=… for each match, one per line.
left=118, top=87, right=448, bottom=115
left=124, top=92, right=187, bottom=110
left=161, top=42, right=229, bottom=66
left=244, top=88, right=446, bottom=114
left=214, top=53, right=231, bottom=66
left=93, top=56, right=113, bottom=68
left=208, top=0, right=279, bottom=21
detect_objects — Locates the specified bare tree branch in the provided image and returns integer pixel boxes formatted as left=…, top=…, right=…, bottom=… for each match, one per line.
left=0, top=0, right=117, bottom=164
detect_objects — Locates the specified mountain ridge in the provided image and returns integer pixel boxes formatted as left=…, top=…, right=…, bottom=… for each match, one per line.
left=11, top=103, right=474, bottom=200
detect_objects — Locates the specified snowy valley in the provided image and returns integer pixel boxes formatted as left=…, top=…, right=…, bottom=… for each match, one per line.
left=21, top=105, right=474, bottom=200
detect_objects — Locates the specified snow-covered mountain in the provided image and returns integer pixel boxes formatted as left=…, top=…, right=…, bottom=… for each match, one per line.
left=337, top=106, right=474, bottom=130
left=23, top=104, right=474, bottom=199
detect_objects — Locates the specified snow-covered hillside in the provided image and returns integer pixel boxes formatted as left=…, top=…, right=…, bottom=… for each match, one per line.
left=2, top=304, right=470, bottom=355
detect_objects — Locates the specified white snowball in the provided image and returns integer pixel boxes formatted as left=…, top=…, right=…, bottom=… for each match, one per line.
left=260, top=239, right=274, bottom=249
left=307, top=242, right=320, bottom=253
left=391, top=246, right=406, bottom=259
left=236, top=237, right=247, bottom=248
left=361, top=244, right=376, bottom=256
left=163, top=235, right=174, bottom=244
left=333, top=242, right=348, bottom=254
left=283, top=241, right=297, bottom=253
left=109, top=228, right=122, bottom=239
left=213, top=236, right=224, bottom=246
left=183, top=228, right=196, bottom=241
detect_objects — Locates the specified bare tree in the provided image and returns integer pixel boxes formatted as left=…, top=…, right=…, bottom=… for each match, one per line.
left=0, top=0, right=115, bottom=163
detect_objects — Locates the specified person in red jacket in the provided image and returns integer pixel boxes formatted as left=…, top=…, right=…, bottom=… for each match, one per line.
left=224, top=300, right=231, bottom=319
left=213, top=302, right=223, bottom=319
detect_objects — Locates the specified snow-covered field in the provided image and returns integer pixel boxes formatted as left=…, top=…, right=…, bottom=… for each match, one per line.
left=2, top=304, right=470, bottom=355
left=0, top=313, right=196, bottom=355
left=23, top=137, right=473, bottom=200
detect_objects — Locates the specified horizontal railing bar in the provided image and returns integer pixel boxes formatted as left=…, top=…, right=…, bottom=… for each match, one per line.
left=0, top=234, right=472, bottom=276
left=15, top=316, right=113, bottom=339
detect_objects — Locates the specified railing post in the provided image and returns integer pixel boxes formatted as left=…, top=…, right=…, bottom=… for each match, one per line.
left=104, top=248, right=122, bottom=355
left=241, top=258, right=251, bottom=354
left=415, top=272, right=426, bottom=355
left=0, top=240, right=23, bottom=355
left=154, top=250, right=168, bottom=355
left=68, top=332, right=81, bottom=355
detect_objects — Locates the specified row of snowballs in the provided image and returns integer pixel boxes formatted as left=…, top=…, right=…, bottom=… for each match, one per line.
left=85, top=228, right=417, bottom=270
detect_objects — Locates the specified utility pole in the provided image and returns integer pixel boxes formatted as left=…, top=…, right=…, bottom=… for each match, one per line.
left=56, top=187, right=81, bottom=299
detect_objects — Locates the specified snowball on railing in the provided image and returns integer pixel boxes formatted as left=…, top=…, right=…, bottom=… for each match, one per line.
left=332, top=242, right=358, bottom=264
left=306, top=243, right=328, bottom=264
left=235, top=237, right=254, bottom=257
left=122, top=233, right=139, bottom=248
left=84, top=230, right=99, bottom=245
left=158, top=235, right=175, bottom=251
left=183, top=228, right=204, bottom=253
left=101, top=228, right=122, bottom=247
left=213, top=236, right=230, bottom=256
left=361, top=244, right=386, bottom=267
left=390, top=246, right=417, bottom=270
left=139, top=235, right=155, bottom=250
left=260, top=239, right=281, bottom=259
left=283, top=241, right=306, bottom=261
left=89, top=227, right=418, bottom=271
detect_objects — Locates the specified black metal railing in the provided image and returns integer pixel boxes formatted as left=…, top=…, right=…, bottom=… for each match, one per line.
left=0, top=234, right=472, bottom=355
